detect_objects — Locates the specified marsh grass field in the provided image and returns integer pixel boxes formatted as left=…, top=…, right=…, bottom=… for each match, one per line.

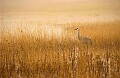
left=0, top=19, right=120, bottom=78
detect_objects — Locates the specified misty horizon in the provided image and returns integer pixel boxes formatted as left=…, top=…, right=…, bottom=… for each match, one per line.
left=1, top=0, right=120, bottom=12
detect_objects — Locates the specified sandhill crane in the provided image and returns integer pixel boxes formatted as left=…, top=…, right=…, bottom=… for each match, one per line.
left=75, top=28, right=92, bottom=45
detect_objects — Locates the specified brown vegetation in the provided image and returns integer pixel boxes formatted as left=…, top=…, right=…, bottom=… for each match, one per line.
left=0, top=21, right=120, bottom=78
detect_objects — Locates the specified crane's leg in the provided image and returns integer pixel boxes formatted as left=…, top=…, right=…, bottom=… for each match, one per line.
left=86, top=44, right=90, bottom=78
left=85, top=44, right=88, bottom=53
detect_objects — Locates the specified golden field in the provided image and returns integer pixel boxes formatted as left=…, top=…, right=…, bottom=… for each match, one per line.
left=0, top=21, right=120, bottom=78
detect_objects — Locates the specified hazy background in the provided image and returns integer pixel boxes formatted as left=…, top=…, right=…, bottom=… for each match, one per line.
left=1, top=0, right=120, bottom=21
left=0, top=0, right=120, bottom=37
left=1, top=0, right=120, bottom=12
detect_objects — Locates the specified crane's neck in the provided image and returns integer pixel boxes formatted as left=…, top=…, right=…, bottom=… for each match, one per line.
left=78, top=29, right=81, bottom=38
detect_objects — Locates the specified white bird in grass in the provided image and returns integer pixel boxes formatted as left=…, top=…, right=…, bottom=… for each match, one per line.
left=75, top=28, right=92, bottom=45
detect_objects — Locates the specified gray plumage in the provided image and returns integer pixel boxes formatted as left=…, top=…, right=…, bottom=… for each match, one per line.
left=75, top=28, right=92, bottom=45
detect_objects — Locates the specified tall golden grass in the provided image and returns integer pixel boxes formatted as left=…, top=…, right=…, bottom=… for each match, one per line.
left=0, top=21, right=120, bottom=78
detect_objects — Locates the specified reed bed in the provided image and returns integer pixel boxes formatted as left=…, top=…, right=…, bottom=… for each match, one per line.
left=0, top=21, right=120, bottom=78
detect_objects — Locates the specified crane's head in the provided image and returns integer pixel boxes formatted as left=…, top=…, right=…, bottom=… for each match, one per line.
left=74, top=28, right=79, bottom=30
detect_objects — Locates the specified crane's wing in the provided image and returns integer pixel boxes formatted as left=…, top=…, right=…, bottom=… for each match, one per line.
left=82, top=36, right=92, bottom=45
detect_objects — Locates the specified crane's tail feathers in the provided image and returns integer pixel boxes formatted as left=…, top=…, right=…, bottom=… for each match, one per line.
left=90, top=40, right=92, bottom=45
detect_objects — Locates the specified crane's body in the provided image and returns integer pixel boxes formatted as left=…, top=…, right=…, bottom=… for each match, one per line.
left=75, top=28, right=92, bottom=45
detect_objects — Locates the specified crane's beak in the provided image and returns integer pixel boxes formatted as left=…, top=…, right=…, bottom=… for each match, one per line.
left=74, top=28, right=78, bottom=30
